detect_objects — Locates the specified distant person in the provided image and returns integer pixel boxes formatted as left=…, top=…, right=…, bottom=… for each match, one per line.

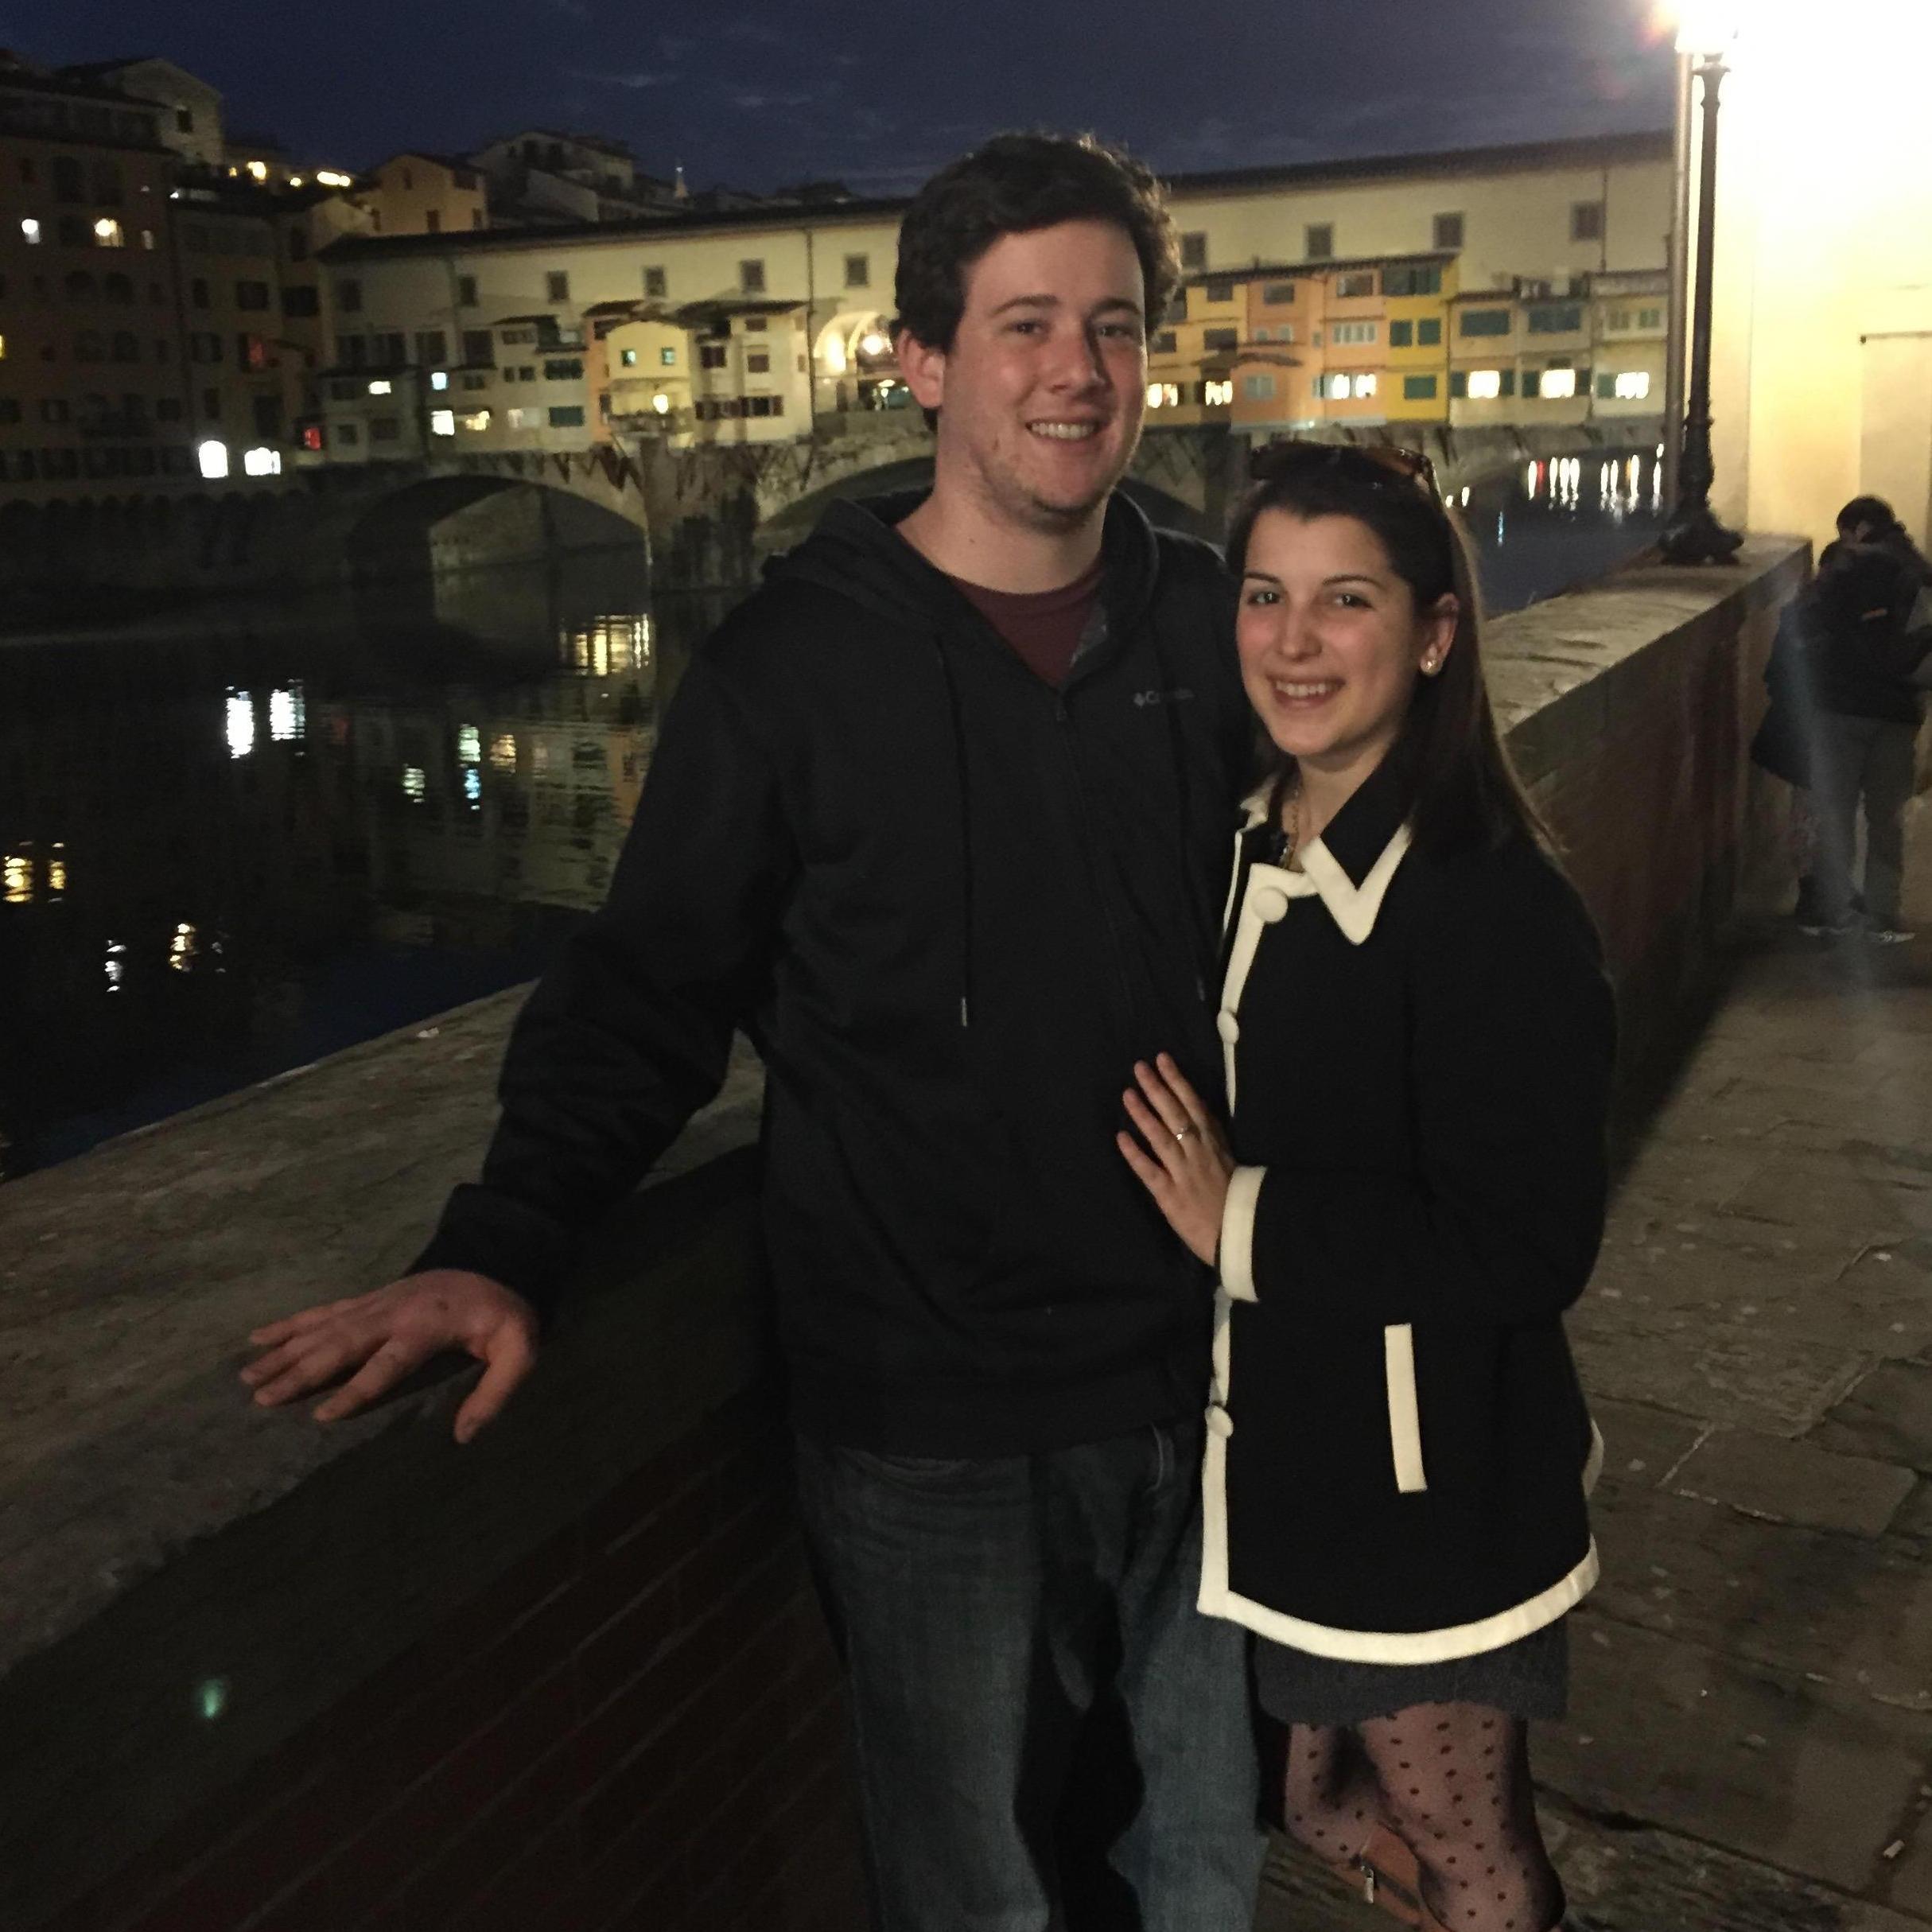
left=242, top=134, right=1267, bottom=1930
left=1119, top=444, right=1614, bottom=1932
left=1803, top=500, right=1932, bottom=943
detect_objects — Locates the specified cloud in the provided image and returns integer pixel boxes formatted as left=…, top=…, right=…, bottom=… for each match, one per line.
left=576, top=68, right=678, bottom=89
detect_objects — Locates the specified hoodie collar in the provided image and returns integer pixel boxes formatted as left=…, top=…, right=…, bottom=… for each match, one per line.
left=1239, top=758, right=1412, bottom=945
left=769, top=488, right=1162, bottom=645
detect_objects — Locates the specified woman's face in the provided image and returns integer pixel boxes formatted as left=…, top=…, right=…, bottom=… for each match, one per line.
left=1235, top=508, right=1456, bottom=784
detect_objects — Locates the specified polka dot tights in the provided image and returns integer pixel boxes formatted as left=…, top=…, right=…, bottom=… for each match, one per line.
left=1281, top=1701, right=1565, bottom=1932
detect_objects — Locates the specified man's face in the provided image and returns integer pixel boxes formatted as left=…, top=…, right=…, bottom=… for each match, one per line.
left=905, top=219, right=1149, bottom=535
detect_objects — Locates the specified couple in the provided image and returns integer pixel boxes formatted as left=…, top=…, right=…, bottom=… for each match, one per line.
left=243, top=134, right=1612, bottom=1932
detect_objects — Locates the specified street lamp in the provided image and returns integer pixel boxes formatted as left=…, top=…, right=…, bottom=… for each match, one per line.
left=1660, top=5, right=1744, bottom=564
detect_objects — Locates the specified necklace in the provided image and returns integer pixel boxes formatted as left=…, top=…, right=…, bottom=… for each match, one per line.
left=1284, top=773, right=1303, bottom=869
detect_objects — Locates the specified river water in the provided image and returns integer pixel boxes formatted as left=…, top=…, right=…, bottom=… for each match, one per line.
left=0, top=459, right=1662, bottom=1179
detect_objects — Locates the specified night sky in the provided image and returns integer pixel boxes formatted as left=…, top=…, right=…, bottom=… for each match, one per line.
left=3, top=0, right=1677, bottom=196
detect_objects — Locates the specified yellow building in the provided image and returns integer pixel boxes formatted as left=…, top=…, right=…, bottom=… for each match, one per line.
left=584, top=304, right=691, bottom=441
left=363, top=154, right=488, bottom=238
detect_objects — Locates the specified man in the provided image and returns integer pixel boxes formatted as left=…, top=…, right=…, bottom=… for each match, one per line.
left=1802, top=502, right=1932, bottom=943
left=243, top=134, right=1265, bottom=1930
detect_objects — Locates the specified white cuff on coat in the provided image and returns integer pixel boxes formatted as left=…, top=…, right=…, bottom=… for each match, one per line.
left=1219, top=1165, right=1266, bottom=1303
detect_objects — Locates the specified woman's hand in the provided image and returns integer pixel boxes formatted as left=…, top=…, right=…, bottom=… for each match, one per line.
left=1116, top=1053, right=1234, bottom=1267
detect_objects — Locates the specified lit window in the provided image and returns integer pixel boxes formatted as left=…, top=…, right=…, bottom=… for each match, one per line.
left=1465, top=369, right=1502, bottom=400
left=1203, top=379, right=1234, bottom=406
left=489, top=733, right=518, bottom=772
left=430, top=370, right=449, bottom=391
left=1350, top=374, right=1378, bottom=398
left=1320, top=374, right=1351, bottom=400
left=651, top=394, right=671, bottom=415
left=458, top=725, right=482, bottom=762
left=402, top=767, right=427, bottom=802
left=93, top=218, right=124, bottom=247
left=507, top=407, right=533, bottom=429
left=2, top=853, right=30, bottom=904
left=198, top=439, right=230, bottom=480
left=225, top=690, right=255, bottom=758
left=1614, top=370, right=1651, bottom=400
left=105, top=943, right=127, bottom=993
left=269, top=686, right=305, bottom=741
left=620, top=348, right=639, bottom=367
left=169, top=923, right=199, bottom=972
left=430, top=410, right=457, bottom=435
left=20, top=218, right=41, bottom=245
left=464, top=767, right=482, bottom=807
left=243, top=446, right=282, bottom=476
left=367, top=379, right=392, bottom=396
left=46, top=848, right=65, bottom=898
left=1539, top=368, right=1577, bottom=398
left=0, top=335, right=6, bottom=361
left=459, top=410, right=491, bottom=432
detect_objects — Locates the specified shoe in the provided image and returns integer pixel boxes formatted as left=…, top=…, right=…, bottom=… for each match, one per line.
left=1862, top=925, right=1915, bottom=945
left=1319, top=1820, right=1425, bottom=1926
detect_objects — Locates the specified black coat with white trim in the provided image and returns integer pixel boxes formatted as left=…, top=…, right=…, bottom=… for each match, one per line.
left=1199, top=762, right=1615, bottom=1662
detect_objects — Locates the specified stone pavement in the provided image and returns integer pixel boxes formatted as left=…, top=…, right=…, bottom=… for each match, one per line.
left=1259, top=801, right=1932, bottom=1932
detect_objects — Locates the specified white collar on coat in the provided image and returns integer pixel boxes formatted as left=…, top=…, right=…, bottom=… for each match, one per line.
left=1236, top=787, right=1412, bottom=947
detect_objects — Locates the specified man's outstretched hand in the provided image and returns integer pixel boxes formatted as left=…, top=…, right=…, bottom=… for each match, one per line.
left=240, top=1269, right=539, bottom=1444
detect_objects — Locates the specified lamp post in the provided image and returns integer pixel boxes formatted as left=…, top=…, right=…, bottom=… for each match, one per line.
left=1660, top=13, right=1744, bottom=564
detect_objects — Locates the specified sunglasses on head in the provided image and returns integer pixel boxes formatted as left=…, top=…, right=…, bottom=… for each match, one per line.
left=1247, top=437, right=1440, bottom=500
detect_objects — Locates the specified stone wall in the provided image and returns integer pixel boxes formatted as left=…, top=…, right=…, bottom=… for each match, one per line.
left=0, top=539, right=1807, bottom=1932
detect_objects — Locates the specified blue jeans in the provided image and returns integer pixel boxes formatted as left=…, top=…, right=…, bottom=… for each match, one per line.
left=794, top=1420, right=1265, bottom=1932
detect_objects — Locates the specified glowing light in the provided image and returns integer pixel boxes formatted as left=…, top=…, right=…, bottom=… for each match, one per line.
left=242, top=446, right=282, bottom=476
left=458, top=725, right=482, bottom=763
left=1540, top=368, right=1577, bottom=399
left=1466, top=370, right=1502, bottom=400
left=430, top=410, right=456, bottom=436
left=1203, top=379, right=1233, bottom=406
left=430, top=371, right=449, bottom=391
left=1614, top=371, right=1651, bottom=400
left=463, top=767, right=482, bottom=806
left=1526, top=461, right=1540, bottom=496
left=169, top=923, right=199, bottom=972
left=315, top=169, right=354, bottom=189
left=289, top=176, right=305, bottom=189
left=489, top=733, right=518, bottom=772
left=197, top=1679, right=229, bottom=1721
left=1460, top=486, right=1471, bottom=506
left=367, top=379, right=392, bottom=396
left=1351, top=374, right=1378, bottom=398
left=226, top=691, right=255, bottom=759
left=19, top=217, right=40, bottom=244
left=458, top=410, right=491, bottom=432
left=93, top=218, right=123, bottom=246
left=822, top=335, right=848, bottom=375
left=247, top=161, right=269, bottom=181
left=651, top=393, right=671, bottom=414
left=402, top=767, right=427, bottom=801
left=48, top=848, right=66, bottom=896
left=197, top=439, right=230, bottom=480
left=269, top=686, right=304, bottom=741
left=2, top=853, right=30, bottom=904
left=858, top=332, right=888, bottom=357
left=104, top=943, right=126, bottom=993
left=1673, top=0, right=1740, bottom=57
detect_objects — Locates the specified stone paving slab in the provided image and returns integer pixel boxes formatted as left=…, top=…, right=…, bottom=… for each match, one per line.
left=1669, top=1429, right=1917, bottom=1538
left=1812, top=1362, right=1932, bottom=1474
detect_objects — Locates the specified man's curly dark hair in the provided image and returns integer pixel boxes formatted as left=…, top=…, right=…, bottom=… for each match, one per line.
left=892, top=132, right=1180, bottom=356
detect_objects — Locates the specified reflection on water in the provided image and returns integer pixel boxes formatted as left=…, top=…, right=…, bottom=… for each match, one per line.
left=0, top=552, right=730, bottom=1179
left=1, top=477, right=1666, bottom=1178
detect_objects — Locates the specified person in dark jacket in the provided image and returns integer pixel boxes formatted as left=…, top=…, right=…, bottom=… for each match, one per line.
left=1805, top=509, right=1931, bottom=943
left=241, top=134, right=1268, bottom=1930
left=1119, top=445, right=1614, bottom=1932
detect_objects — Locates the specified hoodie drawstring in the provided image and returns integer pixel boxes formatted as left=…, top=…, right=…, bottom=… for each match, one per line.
left=930, top=633, right=975, bottom=1028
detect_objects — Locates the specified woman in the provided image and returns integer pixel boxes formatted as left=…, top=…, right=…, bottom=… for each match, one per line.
left=1118, top=444, right=1614, bottom=1932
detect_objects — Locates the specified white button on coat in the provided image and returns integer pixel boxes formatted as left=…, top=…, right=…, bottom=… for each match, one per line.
left=1252, top=885, right=1290, bottom=923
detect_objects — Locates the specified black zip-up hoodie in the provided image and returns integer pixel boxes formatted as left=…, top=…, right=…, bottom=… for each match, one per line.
left=413, top=492, right=1255, bottom=1454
